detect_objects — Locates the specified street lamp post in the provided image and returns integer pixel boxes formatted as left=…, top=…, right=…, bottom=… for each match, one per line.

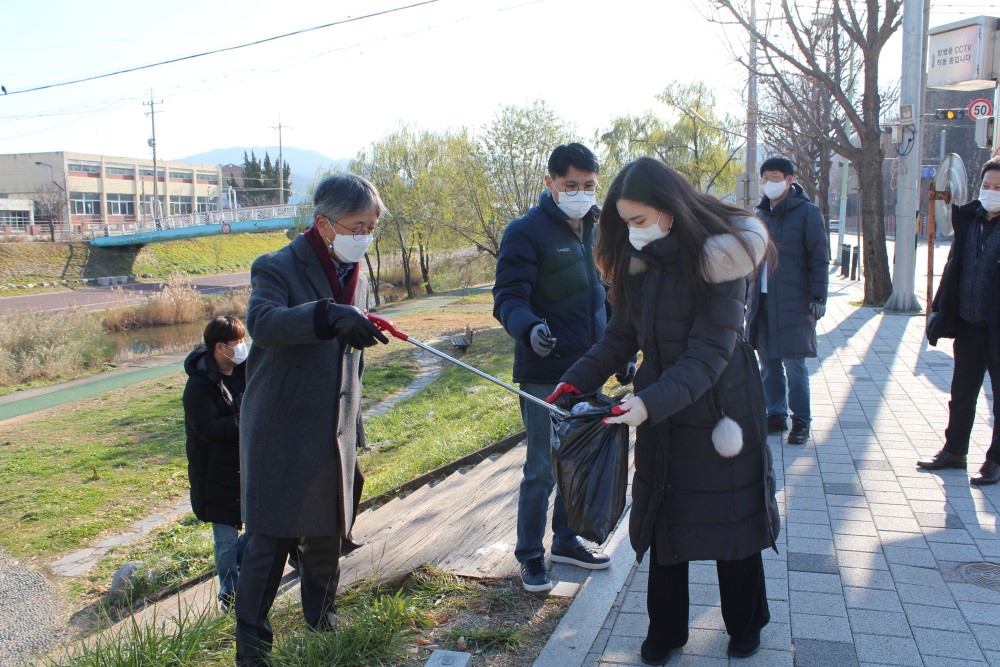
left=35, top=161, right=67, bottom=242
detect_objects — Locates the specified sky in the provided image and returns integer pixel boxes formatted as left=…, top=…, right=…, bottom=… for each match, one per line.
left=0, top=0, right=992, bottom=164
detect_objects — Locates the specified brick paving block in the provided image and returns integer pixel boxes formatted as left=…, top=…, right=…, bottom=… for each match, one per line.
left=868, top=503, right=916, bottom=518
left=839, top=566, right=895, bottom=591
left=929, top=541, right=983, bottom=562
left=681, top=628, right=729, bottom=658
left=791, top=497, right=831, bottom=512
left=791, top=638, right=859, bottom=666
left=895, top=582, right=953, bottom=607
left=836, top=550, right=889, bottom=571
left=985, top=650, right=1000, bottom=667
left=688, top=583, right=721, bottom=607
left=956, top=599, right=1000, bottom=627
left=825, top=481, right=866, bottom=496
left=923, top=528, right=975, bottom=544
left=688, top=563, right=719, bottom=585
left=843, top=586, right=904, bottom=612
left=786, top=484, right=826, bottom=499
left=912, top=628, right=989, bottom=662
left=790, top=571, right=842, bottom=594
left=832, top=520, right=879, bottom=537
left=853, top=634, right=921, bottom=665
left=878, top=531, right=928, bottom=547
left=621, top=590, right=645, bottom=613
left=790, top=590, right=848, bottom=618
left=598, top=635, right=646, bottom=665
left=903, top=602, right=970, bottom=631
left=846, top=608, right=912, bottom=637
left=907, top=499, right=953, bottom=514
left=921, top=656, right=993, bottom=667
left=949, top=582, right=1000, bottom=604
left=688, top=604, right=725, bottom=631
left=789, top=523, right=834, bottom=540
left=864, top=490, right=910, bottom=506
left=611, top=612, right=647, bottom=638
left=768, top=600, right=791, bottom=626
left=883, top=544, right=936, bottom=568
left=828, top=505, right=874, bottom=522
left=827, top=495, right=869, bottom=508
left=788, top=508, right=833, bottom=525
left=834, top=534, right=884, bottom=553
left=759, top=621, right=791, bottom=650
left=822, top=473, right=865, bottom=486
left=973, top=539, right=1000, bottom=559
left=888, top=563, right=948, bottom=587
left=788, top=537, right=836, bottom=556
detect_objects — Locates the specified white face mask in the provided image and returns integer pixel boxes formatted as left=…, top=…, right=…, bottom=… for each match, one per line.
left=980, top=188, right=1000, bottom=213
left=628, top=213, right=670, bottom=251
left=332, top=233, right=374, bottom=263
left=225, top=341, right=248, bottom=365
left=762, top=180, right=789, bottom=201
left=555, top=191, right=597, bottom=220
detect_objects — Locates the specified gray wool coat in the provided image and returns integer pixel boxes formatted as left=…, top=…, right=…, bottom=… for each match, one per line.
left=240, top=233, right=369, bottom=540
left=561, top=218, right=780, bottom=566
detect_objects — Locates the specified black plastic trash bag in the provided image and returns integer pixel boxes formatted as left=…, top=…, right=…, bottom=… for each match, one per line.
left=551, top=395, right=630, bottom=544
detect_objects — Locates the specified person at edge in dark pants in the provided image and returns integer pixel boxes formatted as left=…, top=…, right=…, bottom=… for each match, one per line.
left=746, top=156, right=829, bottom=446
left=919, top=157, right=1000, bottom=486
left=234, top=174, right=389, bottom=667
left=493, top=143, right=632, bottom=592
left=182, top=315, right=248, bottom=613
left=548, top=157, right=780, bottom=663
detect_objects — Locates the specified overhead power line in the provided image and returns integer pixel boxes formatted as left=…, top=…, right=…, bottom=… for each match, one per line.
left=2, top=0, right=438, bottom=98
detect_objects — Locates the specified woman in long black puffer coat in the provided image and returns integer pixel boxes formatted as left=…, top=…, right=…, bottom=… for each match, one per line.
left=549, top=157, right=781, bottom=664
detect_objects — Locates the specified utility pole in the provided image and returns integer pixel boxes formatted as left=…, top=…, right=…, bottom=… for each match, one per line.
left=741, top=0, right=759, bottom=212
left=270, top=116, right=291, bottom=205
left=884, top=0, right=930, bottom=312
left=143, top=91, right=163, bottom=226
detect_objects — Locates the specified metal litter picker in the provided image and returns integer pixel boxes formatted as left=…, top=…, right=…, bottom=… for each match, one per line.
left=365, top=313, right=569, bottom=418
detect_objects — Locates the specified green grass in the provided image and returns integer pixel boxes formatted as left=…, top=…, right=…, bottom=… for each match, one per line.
left=52, top=566, right=539, bottom=667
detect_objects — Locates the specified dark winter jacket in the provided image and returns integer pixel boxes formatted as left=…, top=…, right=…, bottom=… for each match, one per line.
left=493, top=191, right=607, bottom=384
left=183, top=346, right=245, bottom=528
left=928, top=200, right=1000, bottom=359
left=747, top=183, right=829, bottom=359
left=561, top=217, right=780, bottom=566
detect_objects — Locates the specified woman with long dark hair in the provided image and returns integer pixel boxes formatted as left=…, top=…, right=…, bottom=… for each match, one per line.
left=548, top=157, right=780, bottom=663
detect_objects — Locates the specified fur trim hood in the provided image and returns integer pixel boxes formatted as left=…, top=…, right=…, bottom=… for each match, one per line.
left=629, top=216, right=769, bottom=283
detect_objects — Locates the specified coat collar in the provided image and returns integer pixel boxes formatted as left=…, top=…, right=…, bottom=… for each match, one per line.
left=290, top=233, right=334, bottom=300
left=628, top=216, right=768, bottom=284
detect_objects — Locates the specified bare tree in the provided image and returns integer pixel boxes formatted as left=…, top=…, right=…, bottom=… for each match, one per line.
left=711, top=0, right=902, bottom=305
left=33, top=184, right=64, bottom=242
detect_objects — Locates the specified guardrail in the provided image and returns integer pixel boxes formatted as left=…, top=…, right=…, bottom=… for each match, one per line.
left=93, top=204, right=312, bottom=238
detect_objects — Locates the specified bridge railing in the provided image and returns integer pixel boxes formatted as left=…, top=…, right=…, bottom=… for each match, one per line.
left=90, top=204, right=313, bottom=238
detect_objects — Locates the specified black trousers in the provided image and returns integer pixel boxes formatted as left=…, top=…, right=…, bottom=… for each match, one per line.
left=234, top=533, right=342, bottom=666
left=646, top=546, right=769, bottom=647
left=943, top=322, right=1000, bottom=464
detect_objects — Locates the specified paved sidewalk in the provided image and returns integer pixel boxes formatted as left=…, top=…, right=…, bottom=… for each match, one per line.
left=539, top=257, right=1000, bottom=666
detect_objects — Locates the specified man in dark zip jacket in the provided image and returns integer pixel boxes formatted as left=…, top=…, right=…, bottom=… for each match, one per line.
left=746, top=157, right=829, bottom=446
left=918, top=158, right=1000, bottom=485
left=493, top=143, right=611, bottom=592
left=183, top=315, right=248, bottom=611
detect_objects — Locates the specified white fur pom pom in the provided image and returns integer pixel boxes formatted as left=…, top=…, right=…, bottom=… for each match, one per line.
left=712, top=415, right=743, bottom=458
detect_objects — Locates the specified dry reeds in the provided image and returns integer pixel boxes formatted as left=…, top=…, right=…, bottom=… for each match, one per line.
left=0, top=307, right=114, bottom=386
left=102, top=275, right=210, bottom=332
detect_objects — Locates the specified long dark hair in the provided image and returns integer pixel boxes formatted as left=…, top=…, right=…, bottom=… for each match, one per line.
left=597, top=157, right=766, bottom=312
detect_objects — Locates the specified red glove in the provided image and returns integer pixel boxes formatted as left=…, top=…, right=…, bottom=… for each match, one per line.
left=546, top=382, right=581, bottom=404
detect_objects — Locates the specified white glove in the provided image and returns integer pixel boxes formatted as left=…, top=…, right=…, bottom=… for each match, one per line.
left=603, top=395, right=649, bottom=427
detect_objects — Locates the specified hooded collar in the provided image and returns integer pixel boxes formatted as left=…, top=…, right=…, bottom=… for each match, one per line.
left=757, top=182, right=808, bottom=216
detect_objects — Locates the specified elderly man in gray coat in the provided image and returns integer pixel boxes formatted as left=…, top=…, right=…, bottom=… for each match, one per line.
left=234, top=174, right=389, bottom=667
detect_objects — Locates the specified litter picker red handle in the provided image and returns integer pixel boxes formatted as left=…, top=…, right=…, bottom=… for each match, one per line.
left=367, top=313, right=570, bottom=418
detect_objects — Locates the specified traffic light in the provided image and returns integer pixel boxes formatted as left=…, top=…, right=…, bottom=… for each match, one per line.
left=935, top=109, right=967, bottom=120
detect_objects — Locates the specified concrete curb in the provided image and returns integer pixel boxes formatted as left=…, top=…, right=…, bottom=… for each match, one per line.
left=533, top=506, right=635, bottom=667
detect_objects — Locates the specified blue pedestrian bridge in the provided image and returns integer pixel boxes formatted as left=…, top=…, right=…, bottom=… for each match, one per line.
left=88, top=204, right=311, bottom=247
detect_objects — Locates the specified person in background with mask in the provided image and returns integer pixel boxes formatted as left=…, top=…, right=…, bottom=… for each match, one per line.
left=920, top=158, right=1000, bottom=486
left=234, top=174, right=389, bottom=667
left=493, top=142, right=625, bottom=593
left=182, top=315, right=249, bottom=612
left=547, top=157, right=778, bottom=663
left=746, top=156, right=829, bottom=446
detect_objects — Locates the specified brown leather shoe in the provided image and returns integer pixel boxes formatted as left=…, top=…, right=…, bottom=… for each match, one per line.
left=916, top=450, right=967, bottom=470
left=970, top=460, right=1000, bottom=486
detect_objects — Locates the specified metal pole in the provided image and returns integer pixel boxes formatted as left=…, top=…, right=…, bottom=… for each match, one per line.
left=745, top=0, right=758, bottom=212
left=927, top=181, right=937, bottom=318
left=405, top=338, right=570, bottom=418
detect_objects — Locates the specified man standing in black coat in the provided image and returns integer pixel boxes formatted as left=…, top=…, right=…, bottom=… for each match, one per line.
left=919, top=158, right=1000, bottom=485
left=183, top=315, right=248, bottom=611
left=747, top=157, right=829, bottom=446
left=493, top=143, right=614, bottom=593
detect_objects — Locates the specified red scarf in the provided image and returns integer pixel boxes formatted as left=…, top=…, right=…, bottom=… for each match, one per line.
left=303, top=225, right=360, bottom=305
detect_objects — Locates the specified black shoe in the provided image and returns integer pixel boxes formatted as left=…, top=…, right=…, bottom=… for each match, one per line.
left=219, top=591, right=235, bottom=613
left=917, top=449, right=967, bottom=470
left=970, top=460, right=1000, bottom=486
left=787, top=419, right=809, bottom=445
left=551, top=543, right=611, bottom=570
left=639, top=639, right=673, bottom=666
left=519, top=557, right=552, bottom=593
left=727, top=629, right=761, bottom=658
left=767, top=414, right=787, bottom=433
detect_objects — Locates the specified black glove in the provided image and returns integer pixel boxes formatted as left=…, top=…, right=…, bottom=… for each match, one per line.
left=810, top=302, right=826, bottom=320
left=328, top=305, right=389, bottom=349
left=615, top=361, right=637, bottom=385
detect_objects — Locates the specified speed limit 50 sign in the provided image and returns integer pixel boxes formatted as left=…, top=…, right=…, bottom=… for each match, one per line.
left=968, top=98, right=993, bottom=120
